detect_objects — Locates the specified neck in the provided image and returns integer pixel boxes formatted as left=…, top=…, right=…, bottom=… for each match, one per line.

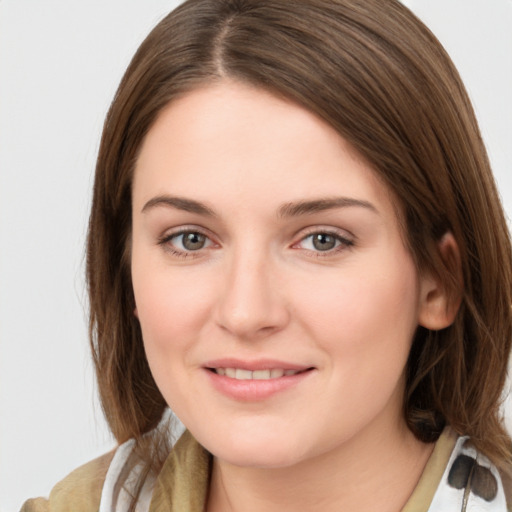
left=206, top=420, right=433, bottom=512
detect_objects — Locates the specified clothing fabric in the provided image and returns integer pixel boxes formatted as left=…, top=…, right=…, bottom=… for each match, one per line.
left=21, top=428, right=511, bottom=512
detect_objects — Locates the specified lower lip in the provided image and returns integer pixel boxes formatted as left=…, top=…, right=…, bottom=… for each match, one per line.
left=204, top=369, right=314, bottom=401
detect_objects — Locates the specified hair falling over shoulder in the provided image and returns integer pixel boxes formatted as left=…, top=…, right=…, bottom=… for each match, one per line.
left=86, top=0, right=512, bottom=482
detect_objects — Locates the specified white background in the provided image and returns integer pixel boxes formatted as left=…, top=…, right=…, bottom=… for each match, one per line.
left=1, top=1, right=511, bottom=511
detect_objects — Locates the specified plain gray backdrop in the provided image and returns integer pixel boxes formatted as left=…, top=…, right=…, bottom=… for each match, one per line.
left=1, top=1, right=511, bottom=510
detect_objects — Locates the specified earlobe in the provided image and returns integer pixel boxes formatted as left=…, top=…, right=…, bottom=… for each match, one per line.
left=418, top=232, right=463, bottom=331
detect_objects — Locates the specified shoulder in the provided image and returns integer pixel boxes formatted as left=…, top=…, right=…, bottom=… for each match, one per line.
left=20, top=450, right=115, bottom=512
left=431, top=432, right=511, bottom=511
left=500, top=469, right=512, bottom=512
left=405, top=428, right=512, bottom=512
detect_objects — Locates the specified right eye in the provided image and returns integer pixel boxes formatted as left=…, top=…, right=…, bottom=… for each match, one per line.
left=160, top=230, right=214, bottom=257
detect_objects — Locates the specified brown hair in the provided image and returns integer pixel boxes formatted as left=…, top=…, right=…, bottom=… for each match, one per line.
left=87, top=0, right=512, bottom=475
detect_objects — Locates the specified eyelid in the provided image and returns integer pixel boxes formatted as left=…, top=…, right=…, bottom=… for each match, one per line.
left=158, top=224, right=216, bottom=242
left=293, top=225, right=355, bottom=243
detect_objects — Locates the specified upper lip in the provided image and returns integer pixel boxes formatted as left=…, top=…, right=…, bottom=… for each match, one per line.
left=203, top=358, right=313, bottom=372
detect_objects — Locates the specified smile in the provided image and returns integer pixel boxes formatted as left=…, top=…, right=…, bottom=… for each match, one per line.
left=204, top=363, right=315, bottom=401
left=211, top=368, right=304, bottom=380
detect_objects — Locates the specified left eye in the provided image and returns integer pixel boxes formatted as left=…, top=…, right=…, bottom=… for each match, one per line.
left=298, top=232, right=351, bottom=252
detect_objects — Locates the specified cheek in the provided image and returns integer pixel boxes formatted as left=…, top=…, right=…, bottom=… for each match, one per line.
left=132, top=263, right=219, bottom=410
left=132, top=257, right=215, bottom=355
left=292, top=255, right=420, bottom=360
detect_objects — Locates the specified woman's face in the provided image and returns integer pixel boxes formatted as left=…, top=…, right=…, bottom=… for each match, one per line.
left=131, top=81, right=434, bottom=468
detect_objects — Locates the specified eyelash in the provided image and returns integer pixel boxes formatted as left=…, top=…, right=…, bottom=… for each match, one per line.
left=158, top=228, right=354, bottom=259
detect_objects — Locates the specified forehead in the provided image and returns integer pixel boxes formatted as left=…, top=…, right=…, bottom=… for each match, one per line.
left=133, top=80, right=400, bottom=223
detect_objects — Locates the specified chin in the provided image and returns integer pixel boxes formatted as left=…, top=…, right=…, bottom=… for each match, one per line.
left=193, top=422, right=308, bottom=469
left=215, top=441, right=305, bottom=469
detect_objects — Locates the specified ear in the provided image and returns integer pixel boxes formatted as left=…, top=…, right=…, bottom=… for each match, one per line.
left=418, top=232, right=463, bottom=331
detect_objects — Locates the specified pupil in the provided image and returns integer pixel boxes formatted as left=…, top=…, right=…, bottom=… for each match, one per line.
left=183, top=232, right=205, bottom=250
left=313, top=233, right=336, bottom=251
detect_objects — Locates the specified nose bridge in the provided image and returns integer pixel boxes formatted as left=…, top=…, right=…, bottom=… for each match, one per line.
left=215, top=240, right=288, bottom=339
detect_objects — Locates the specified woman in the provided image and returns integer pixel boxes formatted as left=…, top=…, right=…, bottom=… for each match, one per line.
left=22, top=0, right=512, bottom=511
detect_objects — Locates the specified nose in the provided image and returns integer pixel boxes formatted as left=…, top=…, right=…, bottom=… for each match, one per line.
left=214, top=247, right=290, bottom=340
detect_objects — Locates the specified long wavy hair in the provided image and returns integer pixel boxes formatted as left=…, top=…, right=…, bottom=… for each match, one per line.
left=87, top=0, right=512, bottom=482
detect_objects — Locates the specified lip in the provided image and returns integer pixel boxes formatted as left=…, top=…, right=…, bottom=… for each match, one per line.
left=202, top=359, right=315, bottom=401
left=203, top=358, right=311, bottom=372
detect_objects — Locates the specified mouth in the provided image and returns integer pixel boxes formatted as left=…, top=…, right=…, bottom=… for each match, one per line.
left=207, top=367, right=312, bottom=380
left=203, top=362, right=315, bottom=400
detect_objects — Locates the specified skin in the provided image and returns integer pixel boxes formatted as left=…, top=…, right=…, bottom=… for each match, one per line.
left=131, top=81, right=454, bottom=512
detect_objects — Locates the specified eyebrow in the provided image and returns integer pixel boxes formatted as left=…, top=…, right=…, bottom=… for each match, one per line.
left=141, top=195, right=378, bottom=217
left=277, top=197, right=378, bottom=218
left=142, top=195, right=217, bottom=217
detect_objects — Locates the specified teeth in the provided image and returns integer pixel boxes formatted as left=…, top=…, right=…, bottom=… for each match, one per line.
left=253, top=369, right=271, bottom=380
left=235, top=369, right=253, bottom=380
left=214, top=368, right=301, bottom=380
